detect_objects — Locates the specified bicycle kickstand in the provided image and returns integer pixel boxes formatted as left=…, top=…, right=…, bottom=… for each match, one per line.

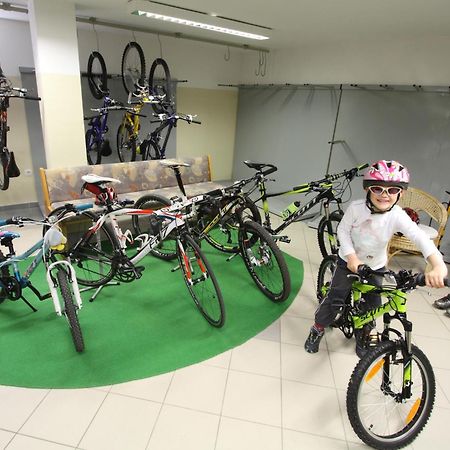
left=20, top=296, right=38, bottom=312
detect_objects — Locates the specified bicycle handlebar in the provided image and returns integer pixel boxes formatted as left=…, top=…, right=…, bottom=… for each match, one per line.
left=150, top=112, right=201, bottom=125
left=355, top=264, right=449, bottom=289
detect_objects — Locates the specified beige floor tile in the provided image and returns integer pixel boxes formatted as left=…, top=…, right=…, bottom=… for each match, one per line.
left=283, top=428, right=348, bottom=450
left=222, top=371, right=281, bottom=426
left=328, top=351, right=360, bottom=390
left=147, top=404, right=219, bottom=450
left=281, top=315, right=327, bottom=349
left=79, top=393, right=160, bottom=450
left=408, top=290, right=436, bottom=313
left=324, top=328, right=357, bottom=354
left=408, top=310, right=450, bottom=339
left=110, top=372, right=173, bottom=403
left=20, top=388, right=106, bottom=447
left=216, top=417, right=282, bottom=450
left=281, top=343, right=334, bottom=387
left=282, top=379, right=345, bottom=440
left=255, top=318, right=281, bottom=342
left=6, top=434, right=75, bottom=450
left=0, top=429, right=14, bottom=449
left=284, top=293, right=317, bottom=319
left=335, top=388, right=363, bottom=445
left=409, top=405, right=450, bottom=449
left=0, top=386, right=49, bottom=432
left=230, top=338, right=280, bottom=377
left=434, top=367, right=450, bottom=409
left=165, top=364, right=227, bottom=414
left=413, top=335, right=450, bottom=370
left=200, top=349, right=232, bottom=368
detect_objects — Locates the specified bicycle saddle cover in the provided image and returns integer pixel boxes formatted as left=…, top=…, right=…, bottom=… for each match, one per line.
left=81, top=174, right=120, bottom=185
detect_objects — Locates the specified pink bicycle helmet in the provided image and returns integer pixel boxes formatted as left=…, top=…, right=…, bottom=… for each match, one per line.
left=363, top=160, right=410, bottom=189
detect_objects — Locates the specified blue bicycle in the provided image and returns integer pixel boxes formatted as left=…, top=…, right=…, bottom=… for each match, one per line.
left=0, top=205, right=91, bottom=352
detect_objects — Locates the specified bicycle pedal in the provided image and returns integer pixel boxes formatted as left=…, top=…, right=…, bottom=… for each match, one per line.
left=275, top=235, right=291, bottom=244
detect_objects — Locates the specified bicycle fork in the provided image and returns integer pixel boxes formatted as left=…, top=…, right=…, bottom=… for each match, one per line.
left=174, top=239, right=208, bottom=285
left=46, top=260, right=83, bottom=316
left=381, top=313, right=415, bottom=401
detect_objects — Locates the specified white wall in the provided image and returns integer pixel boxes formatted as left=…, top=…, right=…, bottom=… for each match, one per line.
left=241, top=35, right=450, bottom=85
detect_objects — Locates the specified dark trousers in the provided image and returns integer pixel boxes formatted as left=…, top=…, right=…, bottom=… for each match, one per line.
left=315, top=257, right=384, bottom=327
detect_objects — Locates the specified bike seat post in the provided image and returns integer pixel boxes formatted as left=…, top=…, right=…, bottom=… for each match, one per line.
left=173, top=167, right=187, bottom=198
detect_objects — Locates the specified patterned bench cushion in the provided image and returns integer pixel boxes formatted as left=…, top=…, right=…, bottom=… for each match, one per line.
left=40, top=156, right=212, bottom=213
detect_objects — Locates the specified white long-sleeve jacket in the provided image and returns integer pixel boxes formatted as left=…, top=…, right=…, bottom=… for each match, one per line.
left=337, top=199, right=438, bottom=270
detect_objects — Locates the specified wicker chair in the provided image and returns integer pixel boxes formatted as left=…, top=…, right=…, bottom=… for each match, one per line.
left=388, top=187, right=447, bottom=260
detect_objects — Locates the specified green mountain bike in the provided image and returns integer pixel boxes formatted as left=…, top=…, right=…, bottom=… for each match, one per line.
left=317, top=256, right=449, bottom=449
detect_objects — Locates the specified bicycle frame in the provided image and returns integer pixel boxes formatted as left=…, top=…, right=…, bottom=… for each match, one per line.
left=257, top=180, right=338, bottom=235
left=0, top=228, right=83, bottom=316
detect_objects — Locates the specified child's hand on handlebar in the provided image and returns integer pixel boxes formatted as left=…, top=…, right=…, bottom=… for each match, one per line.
left=346, top=253, right=363, bottom=273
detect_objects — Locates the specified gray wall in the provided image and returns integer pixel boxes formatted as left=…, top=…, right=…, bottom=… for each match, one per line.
left=233, top=85, right=450, bottom=261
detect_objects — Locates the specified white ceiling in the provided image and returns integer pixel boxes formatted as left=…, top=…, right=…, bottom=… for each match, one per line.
left=4, top=0, right=450, bottom=50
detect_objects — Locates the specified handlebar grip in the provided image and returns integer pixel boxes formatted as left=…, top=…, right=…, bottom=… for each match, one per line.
left=191, top=120, right=201, bottom=124
left=415, top=274, right=426, bottom=286
left=358, top=163, right=369, bottom=171
left=25, top=95, right=41, bottom=101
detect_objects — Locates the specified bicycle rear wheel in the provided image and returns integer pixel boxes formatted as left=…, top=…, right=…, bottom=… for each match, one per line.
left=116, top=124, right=136, bottom=162
left=317, top=210, right=342, bottom=258
left=132, top=194, right=177, bottom=260
left=0, top=148, right=10, bottom=190
left=85, top=129, right=102, bottom=165
left=87, top=51, right=108, bottom=99
left=202, top=197, right=261, bottom=253
left=56, top=267, right=84, bottom=352
left=316, top=255, right=337, bottom=302
left=148, top=58, right=172, bottom=114
left=121, top=41, right=146, bottom=95
left=347, top=341, right=435, bottom=449
left=63, top=211, right=118, bottom=287
left=177, top=233, right=225, bottom=327
left=239, top=220, right=291, bottom=302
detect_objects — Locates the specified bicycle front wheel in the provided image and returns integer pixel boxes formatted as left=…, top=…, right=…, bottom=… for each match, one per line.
left=177, top=233, right=225, bottom=327
left=317, top=210, right=342, bottom=257
left=132, top=194, right=177, bottom=260
left=87, top=51, right=107, bottom=99
left=0, top=149, right=10, bottom=191
left=347, top=340, right=435, bottom=450
left=85, top=129, right=102, bottom=165
left=56, top=267, right=84, bottom=352
left=116, top=124, right=136, bottom=162
left=148, top=58, right=172, bottom=114
left=316, top=255, right=337, bottom=302
left=121, top=41, right=146, bottom=95
left=239, top=220, right=291, bottom=302
left=202, top=197, right=261, bottom=253
left=66, top=211, right=118, bottom=287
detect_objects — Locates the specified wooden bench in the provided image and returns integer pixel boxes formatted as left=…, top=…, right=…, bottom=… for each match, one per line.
left=39, top=155, right=225, bottom=214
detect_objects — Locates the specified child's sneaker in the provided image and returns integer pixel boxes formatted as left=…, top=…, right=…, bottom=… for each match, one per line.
left=304, top=326, right=324, bottom=353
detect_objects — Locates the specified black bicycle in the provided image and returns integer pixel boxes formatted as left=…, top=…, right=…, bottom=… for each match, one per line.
left=133, top=160, right=291, bottom=302
left=232, top=161, right=368, bottom=257
left=139, top=112, right=201, bottom=160
left=0, top=66, right=40, bottom=190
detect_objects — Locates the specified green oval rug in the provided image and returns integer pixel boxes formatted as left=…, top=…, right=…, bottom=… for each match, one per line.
left=0, top=248, right=302, bottom=388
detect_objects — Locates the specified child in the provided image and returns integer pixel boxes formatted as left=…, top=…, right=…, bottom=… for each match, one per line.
left=305, top=160, right=448, bottom=357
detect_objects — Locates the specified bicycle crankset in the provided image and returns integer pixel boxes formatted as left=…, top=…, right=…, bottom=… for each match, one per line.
left=0, top=276, right=22, bottom=300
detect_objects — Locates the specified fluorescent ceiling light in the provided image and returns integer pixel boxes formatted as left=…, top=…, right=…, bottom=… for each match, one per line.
left=132, top=10, right=269, bottom=41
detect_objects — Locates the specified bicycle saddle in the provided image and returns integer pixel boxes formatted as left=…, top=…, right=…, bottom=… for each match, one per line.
left=160, top=159, right=190, bottom=169
left=81, top=174, right=121, bottom=186
left=244, top=160, right=278, bottom=175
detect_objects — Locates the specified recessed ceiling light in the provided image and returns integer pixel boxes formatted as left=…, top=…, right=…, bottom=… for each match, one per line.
left=132, top=10, right=269, bottom=41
